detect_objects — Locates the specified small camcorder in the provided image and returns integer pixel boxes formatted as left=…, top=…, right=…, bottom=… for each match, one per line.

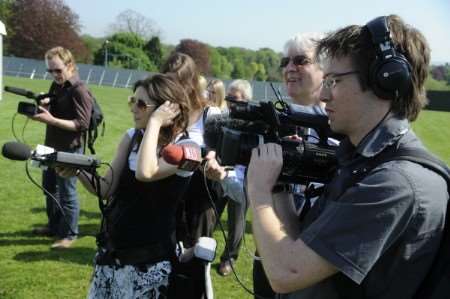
left=17, top=102, right=39, bottom=116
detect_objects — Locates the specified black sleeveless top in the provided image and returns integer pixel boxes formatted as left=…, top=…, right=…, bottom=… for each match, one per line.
left=104, top=140, right=192, bottom=251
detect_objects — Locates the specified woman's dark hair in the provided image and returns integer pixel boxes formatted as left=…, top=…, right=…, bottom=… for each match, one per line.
left=133, top=73, right=191, bottom=147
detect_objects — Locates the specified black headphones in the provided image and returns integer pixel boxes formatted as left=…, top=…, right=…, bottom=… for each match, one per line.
left=366, top=16, right=412, bottom=100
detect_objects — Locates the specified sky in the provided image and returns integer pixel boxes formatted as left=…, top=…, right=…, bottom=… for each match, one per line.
left=65, top=0, right=450, bottom=64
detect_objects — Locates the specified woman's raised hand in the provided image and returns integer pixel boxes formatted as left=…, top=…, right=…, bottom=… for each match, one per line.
left=150, top=101, right=180, bottom=127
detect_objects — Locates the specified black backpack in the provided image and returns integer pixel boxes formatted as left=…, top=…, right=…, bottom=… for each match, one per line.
left=337, top=146, right=450, bottom=299
left=71, top=82, right=105, bottom=154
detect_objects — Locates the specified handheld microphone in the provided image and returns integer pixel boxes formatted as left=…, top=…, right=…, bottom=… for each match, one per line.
left=2, top=141, right=101, bottom=170
left=161, top=141, right=202, bottom=171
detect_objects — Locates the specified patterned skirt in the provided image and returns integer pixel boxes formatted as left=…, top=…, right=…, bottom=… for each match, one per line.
left=87, top=260, right=171, bottom=299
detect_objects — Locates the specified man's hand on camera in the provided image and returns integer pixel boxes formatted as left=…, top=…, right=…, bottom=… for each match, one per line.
left=204, top=151, right=228, bottom=181
left=246, top=143, right=283, bottom=202
left=31, top=106, right=56, bottom=125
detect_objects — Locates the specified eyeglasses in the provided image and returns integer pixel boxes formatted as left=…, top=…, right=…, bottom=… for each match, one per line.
left=279, top=55, right=312, bottom=68
left=321, top=71, right=360, bottom=90
left=46, top=68, right=63, bottom=74
left=127, top=96, right=156, bottom=109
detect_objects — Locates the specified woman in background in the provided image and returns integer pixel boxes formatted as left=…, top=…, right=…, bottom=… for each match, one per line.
left=207, top=79, right=227, bottom=111
left=161, top=52, right=221, bottom=299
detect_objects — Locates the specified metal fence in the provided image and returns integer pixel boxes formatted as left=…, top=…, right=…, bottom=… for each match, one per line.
left=2, top=56, right=289, bottom=101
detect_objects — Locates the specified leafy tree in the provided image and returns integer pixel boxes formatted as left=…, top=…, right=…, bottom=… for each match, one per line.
left=6, top=0, right=89, bottom=61
left=431, top=65, right=447, bottom=81
left=144, top=36, right=163, bottom=69
left=175, top=39, right=210, bottom=75
left=0, top=0, right=14, bottom=54
left=81, top=34, right=104, bottom=64
left=108, top=9, right=160, bottom=41
left=93, top=32, right=157, bottom=72
left=208, top=47, right=232, bottom=79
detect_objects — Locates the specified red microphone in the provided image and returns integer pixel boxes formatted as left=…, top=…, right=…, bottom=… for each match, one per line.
left=161, top=142, right=202, bottom=171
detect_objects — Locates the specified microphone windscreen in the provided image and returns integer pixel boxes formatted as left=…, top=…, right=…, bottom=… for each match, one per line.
left=4, top=86, right=36, bottom=98
left=161, top=144, right=184, bottom=165
left=2, top=141, right=32, bottom=161
left=204, top=114, right=226, bottom=150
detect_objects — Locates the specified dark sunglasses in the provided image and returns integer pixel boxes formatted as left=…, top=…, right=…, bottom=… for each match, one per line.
left=127, top=96, right=156, bottom=109
left=279, top=55, right=312, bottom=68
left=46, top=68, right=63, bottom=74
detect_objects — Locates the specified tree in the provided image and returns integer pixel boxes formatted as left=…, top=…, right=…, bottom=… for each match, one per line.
left=6, top=0, right=89, bottom=61
left=93, top=32, right=157, bottom=72
left=0, top=0, right=14, bottom=54
left=144, top=36, right=164, bottom=69
left=81, top=34, right=104, bottom=64
left=108, top=9, right=160, bottom=41
left=209, top=47, right=233, bottom=79
left=175, top=39, right=211, bottom=75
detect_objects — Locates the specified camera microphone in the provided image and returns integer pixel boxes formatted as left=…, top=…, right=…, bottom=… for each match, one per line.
left=2, top=141, right=32, bottom=161
left=4, top=86, right=54, bottom=103
left=2, top=141, right=101, bottom=170
left=4, top=86, right=36, bottom=99
left=161, top=141, right=202, bottom=171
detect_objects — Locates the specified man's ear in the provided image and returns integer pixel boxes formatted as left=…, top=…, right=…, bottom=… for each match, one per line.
left=66, top=62, right=76, bottom=74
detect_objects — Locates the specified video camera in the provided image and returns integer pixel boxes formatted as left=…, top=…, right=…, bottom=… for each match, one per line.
left=4, top=86, right=54, bottom=116
left=204, top=99, right=341, bottom=184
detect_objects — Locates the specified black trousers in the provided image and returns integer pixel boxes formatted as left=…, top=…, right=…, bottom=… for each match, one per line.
left=253, top=251, right=275, bottom=299
left=215, top=195, right=248, bottom=262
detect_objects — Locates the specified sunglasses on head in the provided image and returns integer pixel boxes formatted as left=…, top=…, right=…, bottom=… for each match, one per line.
left=127, top=96, right=156, bottom=109
left=279, top=55, right=312, bottom=68
left=46, top=68, right=63, bottom=74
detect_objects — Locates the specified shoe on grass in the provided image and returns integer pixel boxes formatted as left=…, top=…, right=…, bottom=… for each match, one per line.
left=32, top=226, right=54, bottom=237
left=51, top=238, right=75, bottom=249
left=218, top=259, right=234, bottom=276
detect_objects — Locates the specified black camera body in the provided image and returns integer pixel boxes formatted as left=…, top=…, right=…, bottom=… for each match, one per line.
left=205, top=100, right=340, bottom=184
left=17, top=102, right=39, bottom=116
left=4, top=86, right=54, bottom=116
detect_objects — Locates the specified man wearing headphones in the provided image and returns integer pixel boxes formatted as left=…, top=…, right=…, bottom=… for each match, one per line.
left=245, top=15, right=448, bottom=298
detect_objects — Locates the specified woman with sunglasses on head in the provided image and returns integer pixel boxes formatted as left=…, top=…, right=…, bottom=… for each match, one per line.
left=58, top=73, right=195, bottom=298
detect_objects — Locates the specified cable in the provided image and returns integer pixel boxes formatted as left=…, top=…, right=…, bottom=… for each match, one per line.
left=21, top=117, right=30, bottom=144
left=201, top=163, right=272, bottom=299
left=11, top=113, right=22, bottom=142
left=25, top=161, right=77, bottom=236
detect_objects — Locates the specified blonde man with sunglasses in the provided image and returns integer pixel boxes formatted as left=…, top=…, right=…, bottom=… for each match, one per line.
left=30, top=46, right=93, bottom=249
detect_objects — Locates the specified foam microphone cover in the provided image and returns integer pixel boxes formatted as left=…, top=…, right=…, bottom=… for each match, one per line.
left=161, top=144, right=184, bottom=165
left=2, top=141, right=32, bottom=161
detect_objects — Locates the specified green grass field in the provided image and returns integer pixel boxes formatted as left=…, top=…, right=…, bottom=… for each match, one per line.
left=0, top=76, right=449, bottom=299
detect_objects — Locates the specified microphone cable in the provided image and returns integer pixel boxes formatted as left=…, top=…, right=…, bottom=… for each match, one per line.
left=25, top=161, right=77, bottom=236
left=201, top=163, right=272, bottom=299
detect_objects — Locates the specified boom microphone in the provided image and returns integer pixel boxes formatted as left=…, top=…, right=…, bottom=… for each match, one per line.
left=161, top=141, right=202, bottom=171
left=2, top=141, right=32, bottom=161
left=4, top=86, right=36, bottom=99
left=4, top=86, right=53, bottom=103
left=2, top=141, right=101, bottom=170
